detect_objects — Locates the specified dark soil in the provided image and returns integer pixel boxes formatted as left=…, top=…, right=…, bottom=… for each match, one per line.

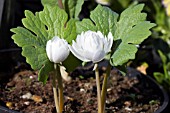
left=0, top=65, right=162, bottom=113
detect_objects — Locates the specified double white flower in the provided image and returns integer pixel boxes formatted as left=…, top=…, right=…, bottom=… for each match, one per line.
left=69, top=31, right=113, bottom=63
left=46, top=36, right=70, bottom=63
left=46, top=31, right=113, bottom=64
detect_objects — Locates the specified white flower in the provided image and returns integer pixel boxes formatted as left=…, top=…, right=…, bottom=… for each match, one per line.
left=96, top=0, right=111, bottom=5
left=69, top=31, right=113, bottom=63
left=46, top=36, right=70, bottom=63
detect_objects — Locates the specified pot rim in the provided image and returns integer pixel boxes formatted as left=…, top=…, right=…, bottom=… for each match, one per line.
left=146, top=74, right=169, bottom=113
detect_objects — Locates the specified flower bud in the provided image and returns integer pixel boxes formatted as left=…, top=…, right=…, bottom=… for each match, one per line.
left=46, top=36, right=70, bottom=63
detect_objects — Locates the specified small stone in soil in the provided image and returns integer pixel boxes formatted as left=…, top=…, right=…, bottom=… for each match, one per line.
left=24, top=101, right=30, bottom=105
left=31, top=95, right=43, bottom=103
left=21, top=92, right=32, bottom=99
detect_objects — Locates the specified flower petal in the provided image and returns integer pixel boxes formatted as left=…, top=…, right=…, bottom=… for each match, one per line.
left=46, top=40, right=53, bottom=62
left=92, top=49, right=105, bottom=63
left=104, top=32, right=113, bottom=53
left=69, top=44, right=90, bottom=62
left=52, top=46, right=68, bottom=63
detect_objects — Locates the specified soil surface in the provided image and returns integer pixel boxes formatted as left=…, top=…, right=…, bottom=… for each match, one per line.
left=0, top=64, right=162, bottom=113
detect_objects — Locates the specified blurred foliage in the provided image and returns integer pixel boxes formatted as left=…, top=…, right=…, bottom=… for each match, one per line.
left=154, top=50, right=170, bottom=91
left=122, top=0, right=170, bottom=91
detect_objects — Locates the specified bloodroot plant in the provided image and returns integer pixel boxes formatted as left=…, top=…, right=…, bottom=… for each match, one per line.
left=11, top=0, right=155, bottom=113
left=73, top=4, right=155, bottom=113
left=69, top=31, right=113, bottom=113
left=11, top=1, right=83, bottom=112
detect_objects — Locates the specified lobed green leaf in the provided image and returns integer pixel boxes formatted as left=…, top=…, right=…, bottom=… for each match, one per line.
left=90, top=5, right=118, bottom=36
left=76, top=4, right=155, bottom=67
left=11, top=5, right=79, bottom=84
left=11, top=27, right=40, bottom=47
left=22, top=11, right=48, bottom=45
left=111, top=4, right=156, bottom=66
left=76, top=5, right=118, bottom=36
left=39, top=6, right=67, bottom=40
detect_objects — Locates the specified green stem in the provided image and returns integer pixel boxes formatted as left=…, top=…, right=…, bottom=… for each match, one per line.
left=58, top=0, right=64, bottom=9
left=56, top=64, right=64, bottom=113
left=101, top=63, right=111, bottom=113
left=94, top=63, right=102, bottom=113
left=53, top=64, right=60, bottom=113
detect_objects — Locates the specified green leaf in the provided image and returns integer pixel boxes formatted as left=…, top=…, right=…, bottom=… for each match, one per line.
left=22, top=11, right=48, bottom=45
left=63, top=0, right=84, bottom=19
left=76, top=19, right=97, bottom=33
left=11, top=27, right=40, bottom=47
left=39, top=6, right=77, bottom=43
left=63, top=19, right=77, bottom=43
left=63, top=53, right=81, bottom=72
left=90, top=5, right=118, bottom=36
left=38, top=61, right=54, bottom=85
left=111, top=44, right=138, bottom=66
left=153, top=72, right=165, bottom=84
left=22, top=46, right=48, bottom=70
left=11, top=10, right=48, bottom=69
left=76, top=5, right=119, bottom=36
left=114, top=4, right=147, bottom=40
left=158, top=50, right=167, bottom=64
left=74, top=0, right=84, bottom=19
left=111, top=4, right=156, bottom=66
left=39, top=6, right=67, bottom=40
left=122, top=21, right=156, bottom=44
left=76, top=4, right=155, bottom=66
left=11, top=5, right=79, bottom=83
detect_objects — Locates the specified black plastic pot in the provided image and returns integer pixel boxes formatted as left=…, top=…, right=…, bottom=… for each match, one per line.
left=127, top=67, right=169, bottom=113
left=0, top=67, right=169, bottom=113
left=0, top=0, right=42, bottom=83
left=0, top=106, right=19, bottom=113
left=0, top=0, right=42, bottom=82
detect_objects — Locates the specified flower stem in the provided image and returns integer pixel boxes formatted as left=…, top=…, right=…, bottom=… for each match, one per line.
left=101, top=64, right=111, bottom=112
left=94, top=63, right=102, bottom=113
left=56, top=65, right=64, bottom=112
left=53, top=64, right=60, bottom=113
left=58, top=0, right=64, bottom=9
